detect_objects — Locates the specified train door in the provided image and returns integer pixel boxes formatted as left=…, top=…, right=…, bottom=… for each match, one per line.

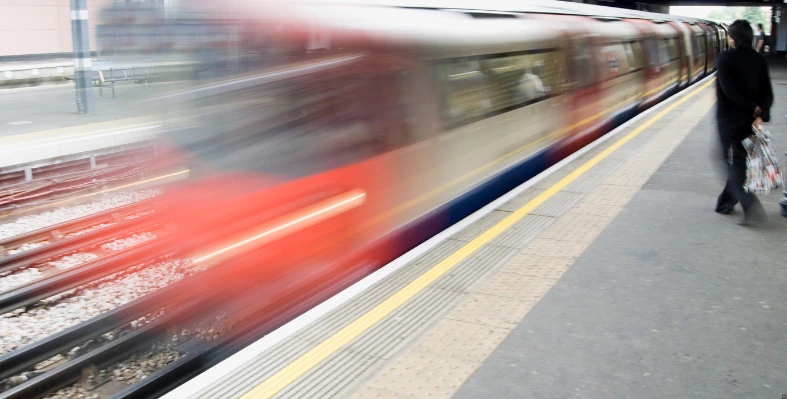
left=624, top=19, right=659, bottom=109
left=698, top=23, right=716, bottom=75
left=693, top=28, right=707, bottom=80
left=709, top=26, right=719, bottom=72
left=551, top=32, right=605, bottom=156
left=668, top=21, right=691, bottom=88
left=573, top=35, right=601, bottom=116
left=709, top=25, right=719, bottom=71
left=524, top=13, right=601, bottom=157
left=683, top=23, right=706, bottom=83
left=719, top=25, right=728, bottom=52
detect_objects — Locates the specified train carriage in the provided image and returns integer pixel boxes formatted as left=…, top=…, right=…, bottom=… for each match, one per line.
left=94, top=0, right=726, bottom=329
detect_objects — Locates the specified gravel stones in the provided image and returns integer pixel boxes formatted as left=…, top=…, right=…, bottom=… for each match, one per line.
left=185, top=312, right=235, bottom=341
left=101, top=232, right=157, bottom=251
left=0, top=268, right=42, bottom=291
left=41, top=347, right=180, bottom=399
left=0, top=258, right=193, bottom=355
left=0, top=189, right=161, bottom=241
left=43, top=385, right=100, bottom=399
left=109, top=347, right=181, bottom=384
left=0, top=252, right=97, bottom=292
left=46, top=253, right=99, bottom=270
left=6, top=241, right=49, bottom=256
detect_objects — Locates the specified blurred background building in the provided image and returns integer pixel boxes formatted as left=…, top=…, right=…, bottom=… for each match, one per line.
left=0, top=0, right=785, bottom=59
left=0, top=0, right=172, bottom=59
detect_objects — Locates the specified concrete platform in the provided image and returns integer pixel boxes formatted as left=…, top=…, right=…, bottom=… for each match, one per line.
left=0, top=81, right=178, bottom=138
left=0, top=76, right=191, bottom=171
left=0, top=116, right=160, bottom=170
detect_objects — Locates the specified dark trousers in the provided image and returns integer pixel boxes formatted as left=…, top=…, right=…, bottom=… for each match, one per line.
left=716, top=128, right=762, bottom=213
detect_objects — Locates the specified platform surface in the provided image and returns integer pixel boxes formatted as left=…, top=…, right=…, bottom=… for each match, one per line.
left=0, top=82, right=169, bottom=136
left=161, top=64, right=787, bottom=399
left=0, top=82, right=178, bottom=168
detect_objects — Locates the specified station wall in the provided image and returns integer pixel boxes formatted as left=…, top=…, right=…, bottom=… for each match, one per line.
left=0, top=0, right=113, bottom=58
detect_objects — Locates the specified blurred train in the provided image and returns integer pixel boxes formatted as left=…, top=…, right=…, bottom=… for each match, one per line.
left=98, top=1, right=726, bottom=314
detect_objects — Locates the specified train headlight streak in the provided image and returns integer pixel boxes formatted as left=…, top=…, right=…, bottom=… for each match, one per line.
left=193, top=189, right=367, bottom=264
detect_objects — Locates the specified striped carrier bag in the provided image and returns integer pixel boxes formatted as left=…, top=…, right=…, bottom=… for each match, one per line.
left=742, top=125, right=783, bottom=196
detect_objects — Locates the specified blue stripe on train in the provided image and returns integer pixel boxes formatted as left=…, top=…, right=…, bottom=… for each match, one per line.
left=392, top=148, right=549, bottom=252
left=610, top=104, right=639, bottom=133
left=640, top=84, right=680, bottom=112
left=447, top=150, right=549, bottom=225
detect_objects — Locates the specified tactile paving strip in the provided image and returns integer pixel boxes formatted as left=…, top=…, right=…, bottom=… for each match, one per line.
left=529, top=190, right=584, bottom=217
left=189, top=88, right=716, bottom=399
left=353, top=349, right=477, bottom=398
left=491, top=214, right=556, bottom=249
left=499, top=253, right=574, bottom=280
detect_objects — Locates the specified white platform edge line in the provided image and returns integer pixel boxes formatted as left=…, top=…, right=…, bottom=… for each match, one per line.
left=162, top=73, right=716, bottom=399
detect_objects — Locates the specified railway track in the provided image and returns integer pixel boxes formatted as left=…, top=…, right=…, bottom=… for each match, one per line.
left=0, top=161, right=162, bottom=215
left=0, top=197, right=163, bottom=297
left=0, top=197, right=159, bottom=259
left=0, top=233, right=374, bottom=399
left=0, top=185, right=364, bottom=398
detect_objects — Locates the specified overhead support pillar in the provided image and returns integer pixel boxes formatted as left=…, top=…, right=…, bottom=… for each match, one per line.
left=70, top=0, right=94, bottom=114
left=776, top=5, right=787, bottom=55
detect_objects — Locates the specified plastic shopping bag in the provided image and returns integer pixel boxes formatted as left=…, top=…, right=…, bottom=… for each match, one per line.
left=742, top=125, right=783, bottom=195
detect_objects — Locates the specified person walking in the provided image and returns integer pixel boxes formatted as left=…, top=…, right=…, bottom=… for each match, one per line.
left=715, top=20, right=774, bottom=226
left=755, top=24, right=766, bottom=54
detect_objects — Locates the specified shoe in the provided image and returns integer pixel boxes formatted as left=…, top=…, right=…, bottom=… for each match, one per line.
left=715, top=197, right=737, bottom=215
left=738, top=209, right=768, bottom=226
left=715, top=207, right=734, bottom=215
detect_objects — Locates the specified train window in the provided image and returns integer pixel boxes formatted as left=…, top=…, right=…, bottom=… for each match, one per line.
left=437, top=60, right=493, bottom=128
left=178, top=69, right=392, bottom=178
left=663, top=38, right=679, bottom=62
left=653, top=39, right=669, bottom=66
left=645, top=38, right=659, bottom=68
left=691, top=35, right=705, bottom=55
left=479, top=52, right=558, bottom=103
left=623, top=43, right=635, bottom=70
left=573, top=40, right=595, bottom=86
left=599, top=43, right=626, bottom=78
left=437, top=50, right=562, bottom=130
left=624, top=41, right=644, bottom=71
left=632, top=41, right=645, bottom=69
left=391, top=70, right=427, bottom=145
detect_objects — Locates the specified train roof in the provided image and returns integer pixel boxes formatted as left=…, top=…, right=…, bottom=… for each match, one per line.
left=271, top=1, right=699, bottom=49
left=293, top=0, right=721, bottom=27
left=171, top=1, right=722, bottom=58
left=277, top=3, right=565, bottom=60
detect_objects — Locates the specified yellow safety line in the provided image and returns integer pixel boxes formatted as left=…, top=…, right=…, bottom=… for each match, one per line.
left=239, top=77, right=716, bottom=399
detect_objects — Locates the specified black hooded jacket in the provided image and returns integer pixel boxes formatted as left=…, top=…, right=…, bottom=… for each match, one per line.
left=715, top=47, right=773, bottom=141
